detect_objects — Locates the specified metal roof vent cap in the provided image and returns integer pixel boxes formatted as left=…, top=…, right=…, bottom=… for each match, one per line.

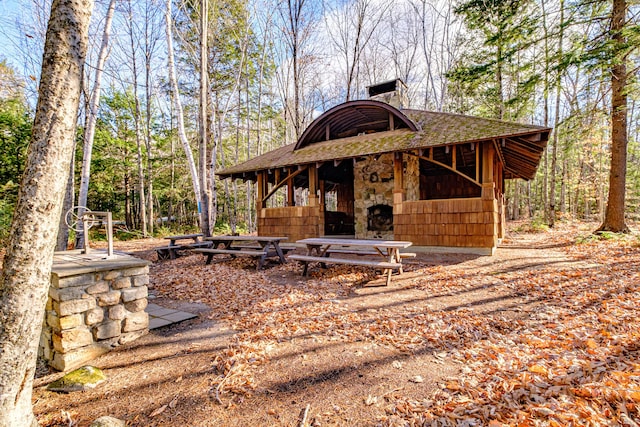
left=367, top=78, right=408, bottom=109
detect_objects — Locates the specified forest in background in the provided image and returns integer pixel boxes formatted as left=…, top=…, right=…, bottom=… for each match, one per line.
left=1, top=0, right=639, bottom=244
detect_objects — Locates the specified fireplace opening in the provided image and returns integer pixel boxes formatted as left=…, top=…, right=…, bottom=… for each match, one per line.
left=367, top=204, right=393, bottom=231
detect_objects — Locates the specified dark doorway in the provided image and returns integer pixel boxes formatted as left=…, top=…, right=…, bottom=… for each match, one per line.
left=319, top=161, right=355, bottom=235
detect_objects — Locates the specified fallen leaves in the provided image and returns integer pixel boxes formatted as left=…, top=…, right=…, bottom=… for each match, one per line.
left=146, top=222, right=640, bottom=425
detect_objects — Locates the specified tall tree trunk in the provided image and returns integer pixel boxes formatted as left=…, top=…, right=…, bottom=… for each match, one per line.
left=598, top=0, right=629, bottom=233
left=165, top=0, right=202, bottom=219
left=127, top=0, right=147, bottom=236
left=0, top=0, right=93, bottom=424
left=548, top=0, right=564, bottom=227
left=144, top=3, right=154, bottom=235
left=199, top=0, right=212, bottom=236
left=76, top=0, right=117, bottom=247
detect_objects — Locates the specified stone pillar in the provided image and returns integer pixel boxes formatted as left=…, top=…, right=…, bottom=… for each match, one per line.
left=43, top=251, right=151, bottom=371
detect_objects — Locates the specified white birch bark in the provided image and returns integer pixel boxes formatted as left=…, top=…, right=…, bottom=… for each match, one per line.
left=165, top=0, right=202, bottom=214
left=0, top=0, right=93, bottom=424
left=76, top=0, right=117, bottom=247
left=199, top=0, right=211, bottom=235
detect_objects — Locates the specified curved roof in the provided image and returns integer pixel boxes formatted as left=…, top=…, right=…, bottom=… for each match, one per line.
left=218, top=105, right=551, bottom=181
left=295, top=100, right=418, bottom=150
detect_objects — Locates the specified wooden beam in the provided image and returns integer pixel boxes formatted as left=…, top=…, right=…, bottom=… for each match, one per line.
left=287, top=175, right=295, bottom=206
left=482, top=142, right=495, bottom=184
left=309, top=166, right=318, bottom=207
left=256, top=172, right=265, bottom=210
left=452, top=145, right=457, bottom=170
left=476, top=144, right=480, bottom=183
left=394, top=152, right=404, bottom=193
left=412, top=152, right=480, bottom=187
left=262, top=167, right=306, bottom=203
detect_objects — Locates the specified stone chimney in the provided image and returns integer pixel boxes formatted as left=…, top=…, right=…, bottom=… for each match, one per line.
left=367, top=79, right=408, bottom=109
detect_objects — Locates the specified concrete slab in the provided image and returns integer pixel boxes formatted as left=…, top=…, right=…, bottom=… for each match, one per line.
left=149, top=317, right=173, bottom=329
left=162, top=311, right=198, bottom=323
left=146, top=303, right=198, bottom=330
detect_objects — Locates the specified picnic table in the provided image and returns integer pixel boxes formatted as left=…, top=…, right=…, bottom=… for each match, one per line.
left=194, top=236, right=292, bottom=270
left=289, top=237, right=414, bottom=285
left=156, top=233, right=210, bottom=260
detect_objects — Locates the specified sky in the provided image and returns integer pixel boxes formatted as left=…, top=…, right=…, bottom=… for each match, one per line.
left=0, top=0, right=29, bottom=69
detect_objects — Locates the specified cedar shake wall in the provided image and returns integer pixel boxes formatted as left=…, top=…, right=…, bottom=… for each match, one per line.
left=258, top=206, right=321, bottom=242
left=394, top=197, right=499, bottom=248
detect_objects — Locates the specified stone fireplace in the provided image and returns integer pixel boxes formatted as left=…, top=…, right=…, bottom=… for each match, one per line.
left=367, top=204, right=393, bottom=232
left=354, top=154, right=395, bottom=239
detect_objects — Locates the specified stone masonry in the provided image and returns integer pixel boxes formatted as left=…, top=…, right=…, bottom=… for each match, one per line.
left=42, top=250, right=151, bottom=371
left=353, top=154, right=420, bottom=239
left=354, top=154, right=395, bottom=239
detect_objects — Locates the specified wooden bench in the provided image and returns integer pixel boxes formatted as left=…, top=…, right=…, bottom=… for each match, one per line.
left=156, top=241, right=211, bottom=260
left=234, top=244, right=297, bottom=254
left=325, top=249, right=416, bottom=259
left=195, top=247, right=284, bottom=270
left=288, top=254, right=402, bottom=285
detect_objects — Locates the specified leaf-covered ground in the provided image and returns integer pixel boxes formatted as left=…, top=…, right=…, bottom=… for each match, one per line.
left=30, top=221, right=640, bottom=426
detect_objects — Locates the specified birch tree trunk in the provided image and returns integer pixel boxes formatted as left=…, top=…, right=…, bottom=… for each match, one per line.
left=165, top=0, right=202, bottom=221
left=126, top=0, right=148, bottom=235
left=0, top=0, right=93, bottom=424
left=199, top=0, right=212, bottom=236
left=76, top=0, right=117, bottom=247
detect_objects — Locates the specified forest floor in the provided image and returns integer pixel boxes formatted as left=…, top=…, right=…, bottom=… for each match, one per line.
left=28, top=221, right=640, bottom=426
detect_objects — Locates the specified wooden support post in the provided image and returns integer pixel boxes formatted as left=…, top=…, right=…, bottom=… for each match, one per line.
left=393, top=152, right=404, bottom=206
left=476, top=144, right=480, bottom=183
left=482, top=142, right=496, bottom=200
left=256, top=172, right=265, bottom=210
left=452, top=145, right=457, bottom=170
left=308, top=166, right=318, bottom=207
left=287, top=168, right=295, bottom=206
left=482, top=142, right=494, bottom=183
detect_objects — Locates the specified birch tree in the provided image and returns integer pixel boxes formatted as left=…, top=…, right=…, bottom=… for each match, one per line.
left=199, top=0, right=212, bottom=235
left=165, top=0, right=202, bottom=222
left=0, top=0, right=93, bottom=423
left=76, top=0, right=117, bottom=247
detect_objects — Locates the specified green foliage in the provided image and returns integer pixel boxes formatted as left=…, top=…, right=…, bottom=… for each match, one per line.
left=0, top=181, right=19, bottom=244
left=213, top=219, right=248, bottom=235
left=0, top=102, right=31, bottom=184
left=576, top=230, right=638, bottom=244
left=447, top=0, right=539, bottom=120
left=511, top=217, right=550, bottom=234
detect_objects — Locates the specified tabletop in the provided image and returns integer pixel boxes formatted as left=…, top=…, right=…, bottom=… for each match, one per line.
left=204, top=236, right=288, bottom=242
left=164, top=233, right=202, bottom=241
left=297, top=238, right=412, bottom=249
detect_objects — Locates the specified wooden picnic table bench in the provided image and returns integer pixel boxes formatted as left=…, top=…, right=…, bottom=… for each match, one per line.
left=291, top=238, right=413, bottom=285
left=194, top=236, right=289, bottom=270
left=156, top=233, right=210, bottom=260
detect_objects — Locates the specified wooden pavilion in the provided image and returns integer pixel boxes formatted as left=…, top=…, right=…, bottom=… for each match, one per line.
left=218, top=81, right=551, bottom=254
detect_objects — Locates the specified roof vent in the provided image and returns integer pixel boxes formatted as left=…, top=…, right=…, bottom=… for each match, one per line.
left=367, top=79, right=408, bottom=109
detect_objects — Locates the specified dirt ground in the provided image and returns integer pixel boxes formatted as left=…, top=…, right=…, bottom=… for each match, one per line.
left=30, top=222, right=639, bottom=426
